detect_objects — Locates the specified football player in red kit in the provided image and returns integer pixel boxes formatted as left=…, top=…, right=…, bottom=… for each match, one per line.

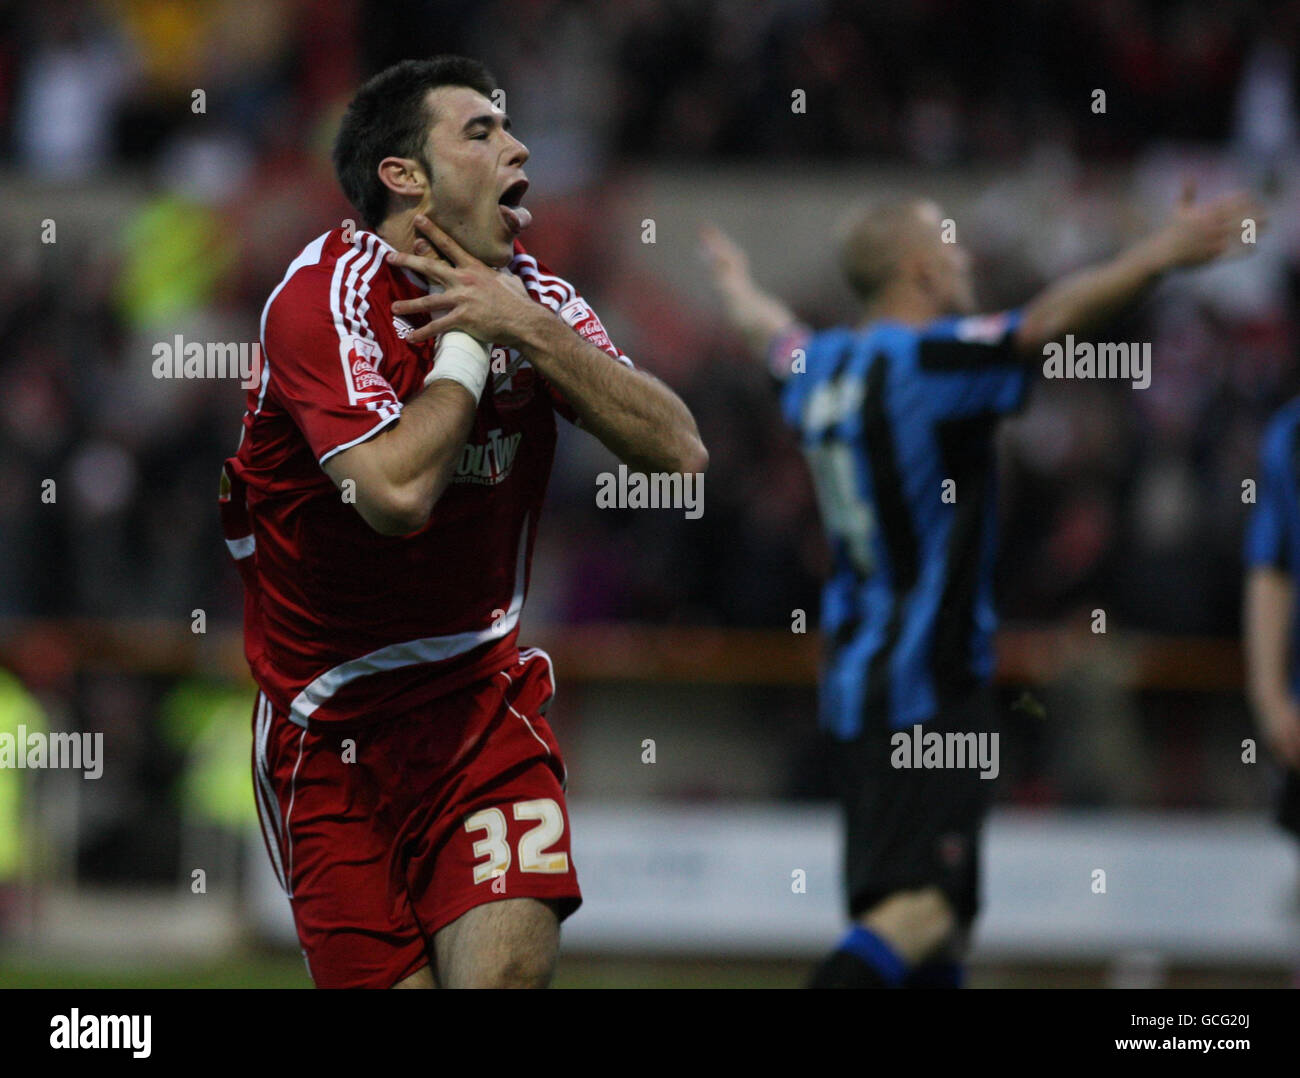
left=220, top=56, right=707, bottom=988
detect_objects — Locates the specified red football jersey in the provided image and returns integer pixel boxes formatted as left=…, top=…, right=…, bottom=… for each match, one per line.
left=220, top=227, right=632, bottom=727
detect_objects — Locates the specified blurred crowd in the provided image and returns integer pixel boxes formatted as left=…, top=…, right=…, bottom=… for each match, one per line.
left=2, top=0, right=1298, bottom=630
left=0, top=0, right=1298, bottom=871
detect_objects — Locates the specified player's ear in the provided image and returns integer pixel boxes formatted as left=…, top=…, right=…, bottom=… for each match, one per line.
left=377, top=156, right=427, bottom=201
left=905, top=245, right=938, bottom=296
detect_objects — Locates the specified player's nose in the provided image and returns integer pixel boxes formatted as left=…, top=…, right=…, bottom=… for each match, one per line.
left=504, top=132, right=529, bottom=167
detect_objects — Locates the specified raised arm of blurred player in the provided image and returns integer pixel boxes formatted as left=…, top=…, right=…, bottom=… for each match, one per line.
left=389, top=216, right=707, bottom=477
left=699, top=224, right=802, bottom=366
left=1245, top=568, right=1300, bottom=769
left=1013, top=181, right=1260, bottom=354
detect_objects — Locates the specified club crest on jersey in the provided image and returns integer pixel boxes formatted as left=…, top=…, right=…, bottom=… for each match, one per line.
left=559, top=297, right=614, bottom=353
left=490, top=345, right=536, bottom=409
left=346, top=337, right=393, bottom=398
left=393, top=316, right=416, bottom=339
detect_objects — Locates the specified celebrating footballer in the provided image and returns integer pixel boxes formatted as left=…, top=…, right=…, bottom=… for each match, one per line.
left=220, top=56, right=706, bottom=989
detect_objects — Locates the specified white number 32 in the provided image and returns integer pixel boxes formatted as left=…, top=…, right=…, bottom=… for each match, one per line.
left=464, top=798, right=569, bottom=884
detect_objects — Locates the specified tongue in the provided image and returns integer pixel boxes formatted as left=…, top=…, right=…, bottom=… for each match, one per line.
left=500, top=204, right=533, bottom=234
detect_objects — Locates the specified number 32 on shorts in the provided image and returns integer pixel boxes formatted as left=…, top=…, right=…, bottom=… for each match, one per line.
left=464, top=799, right=569, bottom=884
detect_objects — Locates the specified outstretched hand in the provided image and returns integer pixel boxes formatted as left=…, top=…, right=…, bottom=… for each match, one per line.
left=697, top=222, right=801, bottom=364
left=699, top=223, right=753, bottom=295
left=1151, top=179, right=1263, bottom=271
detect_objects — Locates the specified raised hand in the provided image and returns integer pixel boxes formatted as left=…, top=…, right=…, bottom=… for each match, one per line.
left=1150, top=179, right=1263, bottom=271
left=699, top=223, right=754, bottom=297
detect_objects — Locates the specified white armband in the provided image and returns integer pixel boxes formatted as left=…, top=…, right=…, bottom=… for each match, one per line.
left=425, top=329, right=491, bottom=402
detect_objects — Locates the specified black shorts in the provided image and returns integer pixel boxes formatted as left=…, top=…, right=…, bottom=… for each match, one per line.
left=830, top=687, right=998, bottom=926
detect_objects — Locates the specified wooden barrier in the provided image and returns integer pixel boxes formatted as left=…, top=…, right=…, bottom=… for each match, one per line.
left=0, top=619, right=1246, bottom=691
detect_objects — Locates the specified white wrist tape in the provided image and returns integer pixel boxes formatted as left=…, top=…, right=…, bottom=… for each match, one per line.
left=425, top=329, right=491, bottom=402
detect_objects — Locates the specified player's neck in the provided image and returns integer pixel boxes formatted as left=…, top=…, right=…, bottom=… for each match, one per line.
left=858, top=290, right=939, bottom=329
left=376, top=211, right=420, bottom=255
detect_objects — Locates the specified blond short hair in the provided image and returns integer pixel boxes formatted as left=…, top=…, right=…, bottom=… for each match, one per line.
left=837, top=198, right=933, bottom=303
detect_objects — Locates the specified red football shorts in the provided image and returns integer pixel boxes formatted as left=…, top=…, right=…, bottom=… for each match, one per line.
left=251, top=648, right=582, bottom=988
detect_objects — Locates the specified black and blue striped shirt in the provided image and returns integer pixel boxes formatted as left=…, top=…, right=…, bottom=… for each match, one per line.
left=1244, top=397, right=1300, bottom=697
left=775, top=311, right=1029, bottom=738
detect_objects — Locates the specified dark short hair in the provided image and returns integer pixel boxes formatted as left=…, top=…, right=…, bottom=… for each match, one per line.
left=333, top=56, right=497, bottom=230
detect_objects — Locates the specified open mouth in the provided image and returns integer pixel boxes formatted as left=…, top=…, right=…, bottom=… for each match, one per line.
left=498, top=179, right=532, bottom=235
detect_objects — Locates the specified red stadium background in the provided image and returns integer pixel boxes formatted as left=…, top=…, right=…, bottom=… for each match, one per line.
left=0, top=0, right=1296, bottom=988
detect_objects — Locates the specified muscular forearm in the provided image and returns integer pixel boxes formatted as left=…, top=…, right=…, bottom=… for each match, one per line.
left=1015, top=236, right=1167, bottom=353
left=514, top=311, right=707, bottom=475
left=325, top=379, right=477, bottom=535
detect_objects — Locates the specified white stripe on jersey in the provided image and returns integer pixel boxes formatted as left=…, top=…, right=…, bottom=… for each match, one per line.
left=316, top=409, right=402, bottom=466
left=283, top=725, right=308, bottom=900
left=511, top=257, right=573, bottom=309
left=256, top=230, right=331, bottom=417
left=352, top=235, right=387, bottom=346
left=308, top=231, right=404, bottom=463
left=365, top=397, right=401, bottom=423
left=353, top=227, right=427, bottom=292
left=517, top=646, right=556, bottom=714
left=512, top=646, right=565, bottom=785
left=511, top=253, right=577, bottom=300
left=333, top=236, right=385, bottom=406
left=510, top=252, right=634, bottom=369
left=535, top=274, right=577, bottom=304
left=252, top=694, right=289, bottom=894
left=285, top=515, right=532, bottom=727
left=495, top=667, right=553, bottom=758
left=254, top=695, right=280, bottom=843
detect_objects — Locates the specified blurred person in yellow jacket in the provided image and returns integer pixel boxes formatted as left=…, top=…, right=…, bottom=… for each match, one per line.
left=0, top=667, right=48, bottom=935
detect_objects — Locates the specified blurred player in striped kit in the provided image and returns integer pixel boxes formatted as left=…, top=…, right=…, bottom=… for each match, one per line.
left=703, top=182, right=1255, bottom=988
left=1243, top=401, right=1300, bottom=852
